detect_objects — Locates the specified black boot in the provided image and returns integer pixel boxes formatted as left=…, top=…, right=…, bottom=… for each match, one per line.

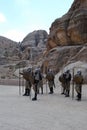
left=61, top=88, right=66, bottom=95
left=77, top=93, right=81, bottom=101
left=32, top=97, right=37, bottom=101
left=49, top=87, right=53, bottom=94
left=32, top=92, right=37, bottom=101
left=32, top=95, right=37, bottom=101
left=61, top=92, right=64, bottom=95
left=61, top=89, right=65, bottom=95
left=23, top=89, right=27, bottom=96
left=51, top=87, right=53, bottom=93
left=32, top=84, right=37, bottom=101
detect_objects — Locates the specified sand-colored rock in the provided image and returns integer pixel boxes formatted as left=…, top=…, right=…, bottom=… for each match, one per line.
left=47, top=0, right=87, bottom=51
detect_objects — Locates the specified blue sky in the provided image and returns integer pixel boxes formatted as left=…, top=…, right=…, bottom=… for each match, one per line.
left=0, top=0, right=74, bottom=42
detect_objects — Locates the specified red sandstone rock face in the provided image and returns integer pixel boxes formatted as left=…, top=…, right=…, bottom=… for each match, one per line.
left=68, top=0, right=87, bottom=44
left=47, top=0, right=87, bottom=51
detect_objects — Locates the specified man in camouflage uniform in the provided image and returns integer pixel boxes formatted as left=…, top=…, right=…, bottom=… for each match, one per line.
left=74, top=71, right=83, bottom=101
left=37, top=76, right=43, bottom=94
left=32, top=68, right=43, bottom=101
left=20, top=68, right=32, bottom=96
left=64, top=70, right=71, bottom=97
left=59, top=72, right=66, bottom=95
left=46, top=69, right=55, bottom=94
left=36, top=67, right=43, bottom=94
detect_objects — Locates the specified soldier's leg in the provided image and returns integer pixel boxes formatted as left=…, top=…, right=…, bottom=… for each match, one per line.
left=65, top=84, right=68, bottom=97
left=61, top=83, right=66, bottom=94
left=49, top=81, right=54, bottom=94
left=25, top=81, right=31, bottom=96
left=75, top=84, right=80, bottom=100
left=77, top=85, right=82, bottom=101
left=75, top=85, right=79, bottom=97
left=40, top=80, right=43, bottom=94
left=37, top=82, right=40, bottom=94
left=41, top=85, right=43, bottom=94
left=32, top=82, right=38, bottom=101
left=23, top=80, right=28, bottom=96
left=27, top=89, right=30, bottom=96
left=50, top=87, right=53, bottom=93
left=65, top=82, right=70, bottom=97
left=48, top=81, right=51, bottom=94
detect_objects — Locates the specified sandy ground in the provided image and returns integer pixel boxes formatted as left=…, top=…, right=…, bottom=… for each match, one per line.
left=0, top=84, right=87, bottom=130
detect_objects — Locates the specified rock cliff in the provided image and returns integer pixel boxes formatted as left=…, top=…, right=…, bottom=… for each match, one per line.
left=20, top=30, right=48, bottom=61
left=21, top=30, right=48, bottom=48
left=0, top=30, right=48, bottom=79
left=47, top=0, right=87, bottom=51
left=42, top=0, right=87, bottom=81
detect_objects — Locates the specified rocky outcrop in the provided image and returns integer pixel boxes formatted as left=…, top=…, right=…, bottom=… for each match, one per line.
left=0, top=36, right=21, bottom=64
left=0, top=30, right=48, bottom=79
left=42, top=44, right=87, bottom=74
left=21, top=30, right=48, bottom=48
left=42, top=0, right=87, bottom=77
left=47, top=0, right=87, bottom=51
left=20, top=30, right=48, bottom=60
left=0, top=36, right=18, bottom=56
left=0, top=30, right=48, bottom=63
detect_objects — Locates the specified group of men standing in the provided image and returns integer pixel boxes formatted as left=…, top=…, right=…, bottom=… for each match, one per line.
left=21, top=67, right=84, bottom=101
left=59, top=70, right=83, bottom=101
left=59, top=70, right=71, bottom=97
left=22, top=67, right=55, bottom=101
left=22, top=67, right=43, bottom=101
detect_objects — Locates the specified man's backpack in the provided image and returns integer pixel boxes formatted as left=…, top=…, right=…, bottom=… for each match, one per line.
left=73, top=74, right=83, bottom=84
left=59, top=74, right=66, bottom=83
left=46, top=72, right=54, bottom=81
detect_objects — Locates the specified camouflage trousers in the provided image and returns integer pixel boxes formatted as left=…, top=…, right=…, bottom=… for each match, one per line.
left=25, top=80, right=31, bottom=90
left=48, top=80, right=54, bottom=94
left=75, top=84, right=82, bottom=100
left=61, top=82, right=66, bottom=94
left=75, top=84, right=82, bottom=94
left=37, top=80, right=43, bottom=94
left=23, top=80, right=31, bottom=96
left=65, top=81, right=70, bottom=96
left=65, top=82, right=70, bottom=91
left=48, top=81, right=54, bottom=89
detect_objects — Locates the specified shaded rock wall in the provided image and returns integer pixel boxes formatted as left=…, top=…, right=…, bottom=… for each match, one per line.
left=42, top=44, right=87, bottom=74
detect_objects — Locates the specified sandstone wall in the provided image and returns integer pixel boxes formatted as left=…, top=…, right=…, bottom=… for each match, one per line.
left=47, top=0, right=87, bottom=51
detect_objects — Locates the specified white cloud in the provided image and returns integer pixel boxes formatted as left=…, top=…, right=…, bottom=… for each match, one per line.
left=0, top=13, right=6, bottom=23
left=4, top=29, right=26, bottom=42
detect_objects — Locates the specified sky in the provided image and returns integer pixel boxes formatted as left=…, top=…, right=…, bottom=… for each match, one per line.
left=0, top=0, right=74, bottom=42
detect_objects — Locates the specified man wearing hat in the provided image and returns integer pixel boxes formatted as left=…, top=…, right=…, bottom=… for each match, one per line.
left=74, top=71, right=83, bottom=101
left=65, top=70, right=71, bottom=97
